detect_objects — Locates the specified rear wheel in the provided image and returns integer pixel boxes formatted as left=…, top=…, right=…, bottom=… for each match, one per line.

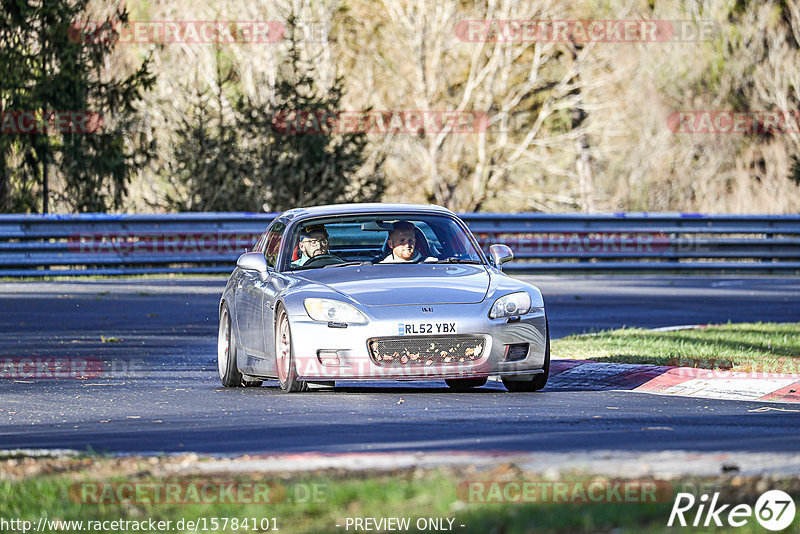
left=445, top=377, right=487, bottom=391
left=502, top=319, right=550, bottom=392
left=275, top=306, right=308, bottom=393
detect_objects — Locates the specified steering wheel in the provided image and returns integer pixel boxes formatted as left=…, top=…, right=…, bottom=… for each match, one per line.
left=301, top=254, right=345, bottom=268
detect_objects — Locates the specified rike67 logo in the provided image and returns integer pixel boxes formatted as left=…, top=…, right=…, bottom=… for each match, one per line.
left=668, top=490, right=796, bottom=531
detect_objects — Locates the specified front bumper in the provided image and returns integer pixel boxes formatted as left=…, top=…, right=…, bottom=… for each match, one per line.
left=287, top=302, right=547, bottom=380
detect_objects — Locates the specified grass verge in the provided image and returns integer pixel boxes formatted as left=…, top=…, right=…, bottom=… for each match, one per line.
left=552, top=322, right=800, bottom=373
left=2, top=458, right=798, bottom=533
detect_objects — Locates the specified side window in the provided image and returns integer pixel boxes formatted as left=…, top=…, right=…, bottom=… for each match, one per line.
left=264, top=222, right=286, bottom=268
left=253, top=231, right=268, bottom=253
left=417, top=222, right=442, bottom=250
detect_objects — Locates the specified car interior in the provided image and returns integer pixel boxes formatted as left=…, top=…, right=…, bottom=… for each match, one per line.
left=288, top=218, right=454, bottom=268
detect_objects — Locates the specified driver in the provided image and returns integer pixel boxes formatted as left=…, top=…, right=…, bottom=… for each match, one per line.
left=379, top=221, right=436, bottom=263
left=292, top=225, right=330, bottom=267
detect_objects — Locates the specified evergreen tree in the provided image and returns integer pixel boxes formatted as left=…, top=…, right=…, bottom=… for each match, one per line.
left=170, top=16, right=384, bottom=212
left=166, top=54, right=257, bottom=212
left=0, top=0, right=155, bottom=213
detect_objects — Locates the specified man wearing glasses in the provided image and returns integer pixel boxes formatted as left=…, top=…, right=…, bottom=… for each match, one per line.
left=291, top=225, right=330, bottom=267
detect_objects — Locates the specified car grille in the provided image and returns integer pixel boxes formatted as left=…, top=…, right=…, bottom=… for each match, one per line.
left=368, top=335, right=486, bottom=367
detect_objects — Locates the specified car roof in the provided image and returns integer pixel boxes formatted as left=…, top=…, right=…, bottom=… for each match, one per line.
left=280, top=203, right=456, bottom=221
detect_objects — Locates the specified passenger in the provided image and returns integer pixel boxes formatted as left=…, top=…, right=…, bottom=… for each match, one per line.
left=379, top=221, right=436, bottom=263
left=292, top=225, right=330, bottom=267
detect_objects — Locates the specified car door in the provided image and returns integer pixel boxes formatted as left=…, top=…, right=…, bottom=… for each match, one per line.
left=261, top=270, right=290, bottom=372
left=235, top=271, right=267, bottom=357
left=234, top=222, right=286, bottom=359
left=233, top=232, right=263, bottom=357
left=258, top=223, right=287, bottom=363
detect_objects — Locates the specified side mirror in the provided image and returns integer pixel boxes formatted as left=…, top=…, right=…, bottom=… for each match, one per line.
left=489, top=244, right=514, bottom=271
left=237, top=252, right=269, bottom=275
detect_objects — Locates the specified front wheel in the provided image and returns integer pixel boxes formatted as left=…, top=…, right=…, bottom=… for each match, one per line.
left=445, top=377, right=487, bottom=391
left=502, top=319, right=550, bottom=392
left=218, top=304, right=244, bottom=387
left=275, top=306, right=308, bottom=393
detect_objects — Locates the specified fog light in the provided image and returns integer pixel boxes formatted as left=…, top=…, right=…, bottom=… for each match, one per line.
left=317, top=350, right=341, bottom=366
left=504, top=343, right=529, bottom=362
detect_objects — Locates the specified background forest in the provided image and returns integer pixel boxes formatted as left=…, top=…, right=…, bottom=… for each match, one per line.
left=2, top=0, right=800, bottom=214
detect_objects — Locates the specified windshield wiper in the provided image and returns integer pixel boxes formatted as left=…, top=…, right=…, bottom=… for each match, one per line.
left=323, top=261, right=373, bottom=268
left=436, top=257, right=482, bottom=264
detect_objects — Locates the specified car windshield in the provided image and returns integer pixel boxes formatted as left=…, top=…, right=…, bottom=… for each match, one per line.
left=284, top=214, right=484, bottom=270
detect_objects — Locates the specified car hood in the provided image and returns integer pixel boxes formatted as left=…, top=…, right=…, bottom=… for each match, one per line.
left=293, top=264, right=490, bottom=306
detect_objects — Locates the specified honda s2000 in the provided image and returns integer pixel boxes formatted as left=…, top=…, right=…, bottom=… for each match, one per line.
left=218, top=203, right=549, bottom=392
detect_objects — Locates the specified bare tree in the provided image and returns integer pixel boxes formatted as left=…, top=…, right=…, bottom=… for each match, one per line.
left=342, top=0, right=601, bottom=211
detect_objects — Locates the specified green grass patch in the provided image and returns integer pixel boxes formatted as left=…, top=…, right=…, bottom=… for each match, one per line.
left=4, top=468, right=797, bottom=533
left=553, top=322, right=800, bottom=372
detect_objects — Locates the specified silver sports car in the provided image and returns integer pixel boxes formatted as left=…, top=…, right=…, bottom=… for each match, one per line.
left=217, top=203, right=549, bottom=392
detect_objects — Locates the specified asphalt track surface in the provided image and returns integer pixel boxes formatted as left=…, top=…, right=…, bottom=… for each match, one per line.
left=1, top=275, right=799, bottom=455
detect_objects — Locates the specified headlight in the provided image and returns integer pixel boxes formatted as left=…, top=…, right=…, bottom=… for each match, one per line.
left=489, top=292, right=532, bottom=319
left=304, top=298, right=367, bottom=324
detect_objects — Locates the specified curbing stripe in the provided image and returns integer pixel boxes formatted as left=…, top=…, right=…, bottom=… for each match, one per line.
left=550, top=359, right=800, bottom=403
left=549, top=359, right=586, bottom=376
left=635, top=368, right=695, bottom=392
left=759, top=380, right=800, bottom=402
left=654, top=377, right=799, bottom=402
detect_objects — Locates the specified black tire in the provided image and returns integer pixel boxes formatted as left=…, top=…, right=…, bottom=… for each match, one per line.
left=275, top=306, right=308, bottom=393
left=445, top=377, right=488, bottom=391
left=218, top=303, right=244, bottom=387
left=502, top=318, right=550, bottom=392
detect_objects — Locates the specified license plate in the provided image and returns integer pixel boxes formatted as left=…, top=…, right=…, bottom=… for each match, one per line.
left=397, top=322, right=457, bottom=335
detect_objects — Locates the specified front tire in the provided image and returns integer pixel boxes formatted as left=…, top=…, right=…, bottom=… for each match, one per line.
left=502, top=318, right=550, bottom=392
left=218, top=304, right=263, bottom=388
left=218, top=304, right=244, bottom=387
left=275, top=306, right=308, bottom=393
left=445, top=377, right=487, bottom=391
